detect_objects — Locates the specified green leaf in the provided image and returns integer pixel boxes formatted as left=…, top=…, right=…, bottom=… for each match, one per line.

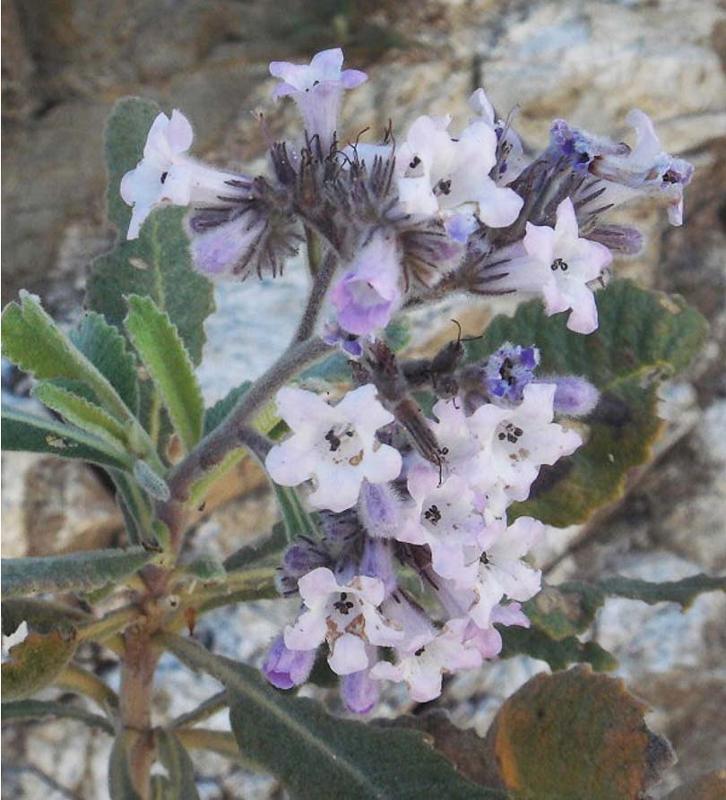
left=2, top=547, right=156, bottom=599
left=70, top=311, right=140, bottom=415
left=125, top=295, right=204, bottom=452
left=384, top=317, right=411, bottom=352
left=2, top=409, right=133, bottom=470
left=109, top=469, right=155, bottom=546
left=133, top=458, right=171, bottom=502
left=273, top=485, right=318, bottom=544
left=2, top=598, right=90, bottom=635
left=525, top=573, right=726, bottom=641
left=464, top=280, right=708, bottom=526
left=155, top=729, right=201, bottom=800
left=204, top=381, right=252, bottom=436
left=2, top=629, right=78, bottom=700
left=1, top=699, right=114, bottom=735
left=161, top=633, right=501, bottom=799
left=109, top=732, right=143, bottom=800
left=87, top=208, right=213, bottom=367
left=499, top=625, right=617, bottom=672
left=33, top=381, right=130, bottom=449
left=1, top=292, right=138, bottom=422
left=483, top=666, right=675, bottom=800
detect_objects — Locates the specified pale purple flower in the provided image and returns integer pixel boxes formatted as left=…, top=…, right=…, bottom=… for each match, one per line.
left=462, top=602, right=531, bottom=660
left=551, top=110, right=693, bottom=225
left=467, top=382, right=583, bottom=502
left=397, top=466, right=487, bottom=586
left=371, top=616, right=482, bottom=703
left=265, top=384, right=402, bottom=513
left=468, top=516, right=544, bottom=628
left=493, top=198, right=612, bottom=334
left=330, top=230, right=403, bottom=336
left=396, top=114, right=523, bottom=228
left=284, top=567, right=402, bottom=675
left=269, top=48, right=367, bottom=150
left=120, top=110, right=246, bottom=239
left=262, top=634, right=316, bottom=690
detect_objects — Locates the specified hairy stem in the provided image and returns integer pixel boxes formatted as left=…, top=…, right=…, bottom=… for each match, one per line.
left=294, top=250, right=338, bottom=342
left=156, top=336, right=331, bottom=551
left=119, top=625, right=159, bottom=798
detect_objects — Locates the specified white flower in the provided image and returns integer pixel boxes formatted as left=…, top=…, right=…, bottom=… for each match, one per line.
left=468, top=517, right=544, bottom=627
left=397, top=466, right=485, bottom=586
left=284, top=567, right=402, bottom=675
left=468, top=382, right=583, bottom=502
left=371, top=617, right=481, bottom=702
left=396, top=115, right=523, bottom=227
left=120, top=110, right=245, bottom=239
left=524, top=198, right=613, bottom=333
left=490, top=198, right=612, bottom=334
left=265, top=384, right=402, bottom=513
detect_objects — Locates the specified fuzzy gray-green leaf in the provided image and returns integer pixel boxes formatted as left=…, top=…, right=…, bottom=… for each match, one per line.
left=2, top=547, right=155, bottom=599
left=125, top=295, right=204, bottom=451
left=70, top=311, right=140, bottom=415
left=2, top=409, right=133, bottom=470
left=162, top=633, right=500, bottom=800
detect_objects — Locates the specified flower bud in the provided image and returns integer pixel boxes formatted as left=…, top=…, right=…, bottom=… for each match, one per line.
left=543, top=375, right=600, bottom=417
left=262, top=634, right=316, bottom=690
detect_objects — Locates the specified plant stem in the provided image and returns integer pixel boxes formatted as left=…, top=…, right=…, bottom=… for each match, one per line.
left=157, top=336, right=331, bottom=551
left=119, top=625, right=159, bottom=799
left=294, top=250, right=337, bottom=342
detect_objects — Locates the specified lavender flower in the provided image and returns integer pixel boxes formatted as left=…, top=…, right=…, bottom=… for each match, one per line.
left=262, top=634, right=316, bottom=690
left=269, top=48, right=367, bottom=151
left=265, top=385, right=402, bottom=513
left=330, top=229, right=403, bottom=336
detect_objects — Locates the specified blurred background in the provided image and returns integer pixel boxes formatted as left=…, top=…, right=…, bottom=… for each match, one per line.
left=2, top=0, right=725, bottom=797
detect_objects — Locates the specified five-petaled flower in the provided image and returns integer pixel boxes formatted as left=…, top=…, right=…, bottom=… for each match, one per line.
left=284, top=567, right=402, bottom=675
left=265, top=384, right=402, bottom=513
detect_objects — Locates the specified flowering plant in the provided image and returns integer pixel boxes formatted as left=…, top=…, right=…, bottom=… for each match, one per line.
left=1, top=47, right=722, bottom=799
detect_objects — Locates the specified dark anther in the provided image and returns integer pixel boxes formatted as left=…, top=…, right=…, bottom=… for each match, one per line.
left=414, top=646, right=426, bottom=656
left=160, top=171, right=168, bottom=184
left=424, top=504, right=442, bottom=525
left=551, top=257, right=569, bottom=271
left=333, top=592, right=356, bottom=614
left=436, top=179, right=452, bottom=195
left=325, top=429, right=342, bottom=452
left=409, top=155, right=421, bottom=169
left=480, top=552, right=490, bottom=565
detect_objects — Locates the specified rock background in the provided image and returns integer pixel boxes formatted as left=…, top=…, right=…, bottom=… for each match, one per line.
left=2, top=0, right=725, bottom=797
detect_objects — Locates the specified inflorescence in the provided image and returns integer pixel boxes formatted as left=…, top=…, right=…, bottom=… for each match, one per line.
left=121, top=47, right=693, bottom=713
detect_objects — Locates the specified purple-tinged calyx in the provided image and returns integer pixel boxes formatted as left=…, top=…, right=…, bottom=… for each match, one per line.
left=460, top=343, right=540, bottom=408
